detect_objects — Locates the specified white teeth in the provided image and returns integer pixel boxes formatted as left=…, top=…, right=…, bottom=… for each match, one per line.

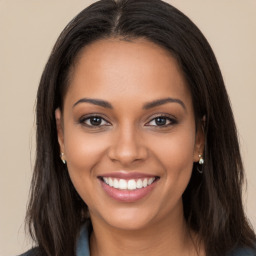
left=102, top=177, right=157, bottom=190
left=113, top=178, right=119, bottom=188
left=127, top=179, right=136, bottom=190
left=136, top=179, right=143, bottom=189
left=109, top=178, right=113, bottom=187
left=148, top=178, right=154, bottom=185
left=119, top=179, right=127, bottom=190
left=103, top=177, right=109, bottom=184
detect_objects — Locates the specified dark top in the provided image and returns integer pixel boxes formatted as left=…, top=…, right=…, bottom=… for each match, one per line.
left=19, top=224, right=256, bottom=256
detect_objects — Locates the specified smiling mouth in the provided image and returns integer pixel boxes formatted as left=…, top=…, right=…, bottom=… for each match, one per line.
left=99, top=176, right=160, bottom=191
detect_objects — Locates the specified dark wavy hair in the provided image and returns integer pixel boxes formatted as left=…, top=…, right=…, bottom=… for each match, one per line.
left=26, top=0, right=256, bottom=255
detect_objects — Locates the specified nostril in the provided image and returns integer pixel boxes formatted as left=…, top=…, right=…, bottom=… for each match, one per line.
left=107, top=142, right=148, bottom=165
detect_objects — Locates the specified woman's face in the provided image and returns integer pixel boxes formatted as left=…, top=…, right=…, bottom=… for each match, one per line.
left=56, top=38, right=203, bottom=231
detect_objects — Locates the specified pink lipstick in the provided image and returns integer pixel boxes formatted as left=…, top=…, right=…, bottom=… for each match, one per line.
left=98, top=173, right=159, bottom=202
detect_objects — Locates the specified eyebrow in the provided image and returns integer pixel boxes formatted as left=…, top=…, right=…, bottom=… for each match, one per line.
left=73, top=98, right=113, bottom=109
left=73, top=97, right=186, bottom=110
left=143, top=97, right=186, bottom=110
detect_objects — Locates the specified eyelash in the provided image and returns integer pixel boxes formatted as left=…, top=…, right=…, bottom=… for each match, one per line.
left=79, top=114, right=177, bottom=128
left=145, top=114, right=177, bottom=127
left=79, top=115, right=111, bottom=128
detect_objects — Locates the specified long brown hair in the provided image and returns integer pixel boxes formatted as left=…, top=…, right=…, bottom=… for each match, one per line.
left=26, top=0, right=256, bottom=255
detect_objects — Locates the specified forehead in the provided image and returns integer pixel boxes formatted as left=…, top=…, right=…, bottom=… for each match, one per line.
left=65, top=38, right=192, bottom=108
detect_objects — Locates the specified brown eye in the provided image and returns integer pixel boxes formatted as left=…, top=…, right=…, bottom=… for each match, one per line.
left=80, top=115, right=110, bottom=127
left=146, top=115, right=176, bottom=127
left=155, top=117, right=168, bottom=126
left=89, top=117, right=103, bottom=126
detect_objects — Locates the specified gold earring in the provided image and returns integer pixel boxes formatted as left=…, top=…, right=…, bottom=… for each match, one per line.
left=199, top=154, right=204, bottom=165
left=60, top=152, right=66, bottom=164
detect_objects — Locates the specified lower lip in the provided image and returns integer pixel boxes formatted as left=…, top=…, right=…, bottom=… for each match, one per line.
left=100, top=179, right=158, bottom=202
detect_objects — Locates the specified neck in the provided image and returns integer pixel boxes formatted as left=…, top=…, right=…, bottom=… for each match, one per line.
left=89, top=203, right=202, bottom=256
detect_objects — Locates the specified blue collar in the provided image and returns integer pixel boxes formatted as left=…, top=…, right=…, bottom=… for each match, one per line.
left=75, top=223, right=256, bottom=256
left=76, top=224, right=90, bottom=256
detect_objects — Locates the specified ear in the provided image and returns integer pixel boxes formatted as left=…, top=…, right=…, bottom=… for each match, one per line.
left=55, top=108, right=65, bottom=154
left=193, top=116, right=205, bottom=162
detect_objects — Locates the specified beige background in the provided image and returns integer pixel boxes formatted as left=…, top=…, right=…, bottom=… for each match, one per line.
left=0, top=1, right=255, bottom=255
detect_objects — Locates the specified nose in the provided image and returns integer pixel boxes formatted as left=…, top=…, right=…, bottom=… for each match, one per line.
left=107, top=125, right=148, bottom=166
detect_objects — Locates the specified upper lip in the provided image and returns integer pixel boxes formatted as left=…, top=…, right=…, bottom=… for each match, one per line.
left=98, top=172, right=158, bottom=180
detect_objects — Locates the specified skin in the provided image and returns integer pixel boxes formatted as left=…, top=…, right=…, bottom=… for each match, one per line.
left=56, top=38, right=205, bottom=256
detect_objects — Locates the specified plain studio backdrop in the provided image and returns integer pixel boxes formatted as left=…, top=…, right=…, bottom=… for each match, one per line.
left=0, top=1, right=255, bottom=255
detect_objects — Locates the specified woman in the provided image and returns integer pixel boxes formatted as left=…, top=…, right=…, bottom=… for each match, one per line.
left=20, top=0, right=256, bottom=255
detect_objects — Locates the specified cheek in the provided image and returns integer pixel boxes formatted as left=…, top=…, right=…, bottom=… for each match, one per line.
left=149, top=127, right=196, bottom=217
left=151, top=125, right=195, bottom=188
left=64, top=127, right=107, bottom=170
left=153, top=127, right=195, bottom=165
left=63, top=127, right=109, bottom=199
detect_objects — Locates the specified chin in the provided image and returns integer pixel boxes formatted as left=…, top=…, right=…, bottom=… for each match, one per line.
left=92, top=206, right=158, bottom=231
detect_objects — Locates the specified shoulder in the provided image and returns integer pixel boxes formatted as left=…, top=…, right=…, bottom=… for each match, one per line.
left=17, top=222, right=91, bottom=256
left=229, top=247, right=256, bottom=256
left=17, top=248, right=41, bottom=256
